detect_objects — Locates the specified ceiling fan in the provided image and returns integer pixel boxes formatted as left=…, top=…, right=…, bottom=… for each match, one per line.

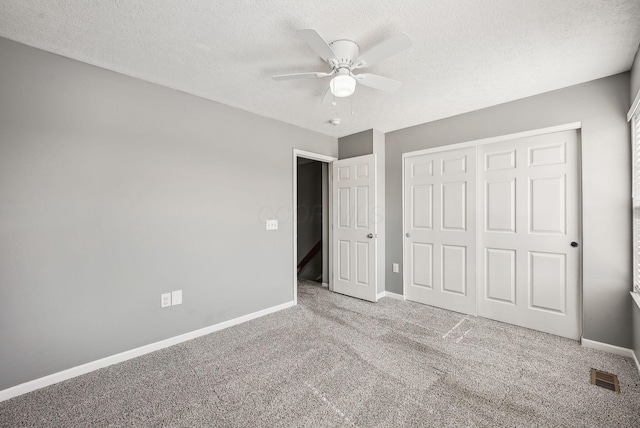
left=272, top=29, right=412, bottom=103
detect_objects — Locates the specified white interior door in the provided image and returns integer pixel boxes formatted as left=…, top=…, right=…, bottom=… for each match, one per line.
left=477, top=130, right=581, bottom=339
left=332, top=154, right=377, bottom=302
left=403, top=148, right=477, bottom=315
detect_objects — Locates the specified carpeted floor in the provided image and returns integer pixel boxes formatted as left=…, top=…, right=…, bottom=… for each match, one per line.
left=1, top=280, right=640, bottom=427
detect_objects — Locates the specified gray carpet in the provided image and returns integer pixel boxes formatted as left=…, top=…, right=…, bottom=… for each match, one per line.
left=2, top=280, right=639, bottom=427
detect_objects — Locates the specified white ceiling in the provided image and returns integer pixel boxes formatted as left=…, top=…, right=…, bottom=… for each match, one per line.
left=1, top=1, right=639, bottom=138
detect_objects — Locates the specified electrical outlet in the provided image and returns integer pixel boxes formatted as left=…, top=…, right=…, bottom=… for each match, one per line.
left=171, top=290, right=183, bottom=306
left=161, top=293, right=171, bottom=308
left=266, top=219, right=278, bottom=230
left=392, top=263, right=400, bottom=273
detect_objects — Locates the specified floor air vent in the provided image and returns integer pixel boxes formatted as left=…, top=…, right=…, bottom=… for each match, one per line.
left=590, top=368, right=620, bottom=393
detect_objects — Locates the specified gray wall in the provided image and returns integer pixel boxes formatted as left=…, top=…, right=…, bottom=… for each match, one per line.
left=385, top=73, right=632, bottom=348
left=631, top=44, right=640, bottom=104
left=0, top=37, right=337, bottom=391
left=296, top=160, right=323, bottom=281
left=338, top=129, right=374, bottom=159
left=372, top=130, right=386, bottom=295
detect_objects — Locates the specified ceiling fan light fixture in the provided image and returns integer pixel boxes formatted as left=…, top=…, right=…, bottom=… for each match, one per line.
left=330, top=74, right=356, bottom=97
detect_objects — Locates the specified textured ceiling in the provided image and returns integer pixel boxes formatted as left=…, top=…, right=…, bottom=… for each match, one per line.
left=1, top=1, right=639, bottom=138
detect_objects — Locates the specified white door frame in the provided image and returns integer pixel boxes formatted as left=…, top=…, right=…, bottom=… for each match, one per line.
left=401, top=122, right=582, bottom=318
left=293, top=149, right=338, bottom=305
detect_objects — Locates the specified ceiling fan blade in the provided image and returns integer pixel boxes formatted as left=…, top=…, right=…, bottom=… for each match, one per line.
left=354, top=33, right=412, bottom=68
left=297, top=29, right=337, bottom=62
left=354, top=73, right=402, bottom=93
left=272, top=71, right=333, bottom=81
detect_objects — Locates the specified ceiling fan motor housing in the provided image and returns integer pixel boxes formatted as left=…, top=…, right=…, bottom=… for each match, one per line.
left=328, top=39, right=360, bottom=67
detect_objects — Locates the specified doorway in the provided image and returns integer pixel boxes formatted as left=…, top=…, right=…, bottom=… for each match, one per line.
left=293, top=149, right=381, bottom=304
left=292, top=150, right=337, bottom=305
left=296, top=157, right=328, bottom=284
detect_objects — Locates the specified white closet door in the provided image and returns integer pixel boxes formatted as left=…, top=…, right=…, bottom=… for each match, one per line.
left=404, top=148, right=477, bottom=315
left=332, top=154, right=377, bottom=302
left=477, top=130, right=580, bottom=339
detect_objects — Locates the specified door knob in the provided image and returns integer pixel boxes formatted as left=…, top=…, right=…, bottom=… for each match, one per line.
left=571, top=242, right=578, bottom=247
left=406, top=233, right=411, bottom=237
left=367, top=233, right=374, bottom=238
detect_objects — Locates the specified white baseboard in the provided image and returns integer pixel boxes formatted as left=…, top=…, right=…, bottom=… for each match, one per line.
left=631, top=291, right=640, bottom=310
left=633, top=350, right=640, bottom=375
left=0, top=300, right=295, bottom=403
left=385, top=291, right=405, bottom=301
left=581, top=338, right=635, bottom=359
left=376, top=291, right=405, bottom=301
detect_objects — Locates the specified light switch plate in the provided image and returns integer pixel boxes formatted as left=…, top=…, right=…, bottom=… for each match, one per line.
left=161, top=293, right=171, bottom=308
left=171, top=290, right=183, bottom=306
left=266, top=219, right=278, bottom=230
left=392, top=263, right=400, bottom=273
